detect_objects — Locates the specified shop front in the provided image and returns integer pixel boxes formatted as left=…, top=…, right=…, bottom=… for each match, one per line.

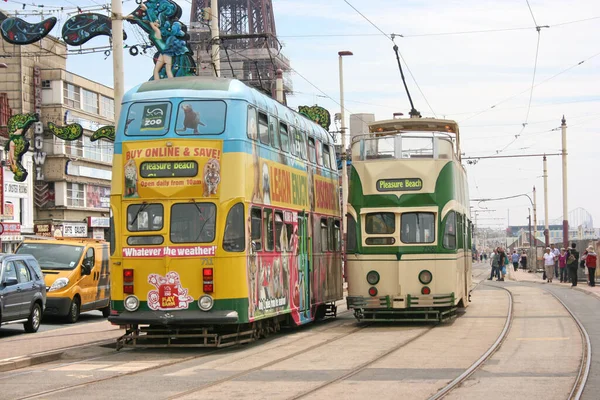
left=1, top=222, right=23, bottom=253
left=88, top=216, right=109, bottom=240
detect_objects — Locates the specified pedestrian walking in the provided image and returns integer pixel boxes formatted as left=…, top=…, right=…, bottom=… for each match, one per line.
left=488, top=249, right=499, bottom=280
left=551, top=244, right=560, bottom=278
left=520, top=250, right=528, bottom=270
left=566, top=243, right=580, bottom=287
left=498, top=247, right=507, bottom=281
left=511, top=250, right=519, bottom=272
left=582, top=246, right=597, bottom=287
left=559, top=248, right=568, bottom=283
left=543, top=247, right=555, bottom=283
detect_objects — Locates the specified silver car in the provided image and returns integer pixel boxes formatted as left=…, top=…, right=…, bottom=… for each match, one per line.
left=0, top=254, right=46, bottom=333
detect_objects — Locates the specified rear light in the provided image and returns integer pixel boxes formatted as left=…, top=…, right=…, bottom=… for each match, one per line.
left=123, top=269, right=134, bottom=294
left=203, top=268, right=213, bottom=293
left=421, top=286, right=431, bottom=295
left=368, top=287, right=378, bottom=297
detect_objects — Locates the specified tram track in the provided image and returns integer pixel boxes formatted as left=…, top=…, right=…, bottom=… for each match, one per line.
left=8, top=310, right=355, bottom=400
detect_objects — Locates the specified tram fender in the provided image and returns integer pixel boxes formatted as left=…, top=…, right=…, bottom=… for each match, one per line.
left=108, top=309, right=239, bottom=326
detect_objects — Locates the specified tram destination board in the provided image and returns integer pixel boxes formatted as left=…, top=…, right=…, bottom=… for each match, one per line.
left=140, top=161, right=198, bottom=178
left=376, top=178, right=423, bottom=192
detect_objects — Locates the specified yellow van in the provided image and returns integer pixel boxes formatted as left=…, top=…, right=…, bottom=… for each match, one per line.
left=15, top=238, right=110, bottom=323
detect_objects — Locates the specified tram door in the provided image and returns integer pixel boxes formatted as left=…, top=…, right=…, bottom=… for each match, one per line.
left=297, top=212, right=311, bottom=318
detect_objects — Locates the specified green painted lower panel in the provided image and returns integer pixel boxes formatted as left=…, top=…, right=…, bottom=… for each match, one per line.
left=112, top=298, right=249, bottom=323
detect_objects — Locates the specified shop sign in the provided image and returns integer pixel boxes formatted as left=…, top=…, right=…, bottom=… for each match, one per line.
left=3, top=202, right=12, bottom=218
left=1, top=222, right=21, bottom=235
left=33, top=66, right=46, bottom=181
left=62, top=222, right=88, bottom=237
left=92, top=228, right=105, bottom=240
left=34, top=223, right=53, bottom=237
left=88, top=217, right=110, bottom=228
left=4, top=182, right=28, bottom=196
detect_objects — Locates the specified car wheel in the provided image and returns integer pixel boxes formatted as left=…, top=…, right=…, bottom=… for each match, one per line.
left=67, top=297, right=80, bottom=323
left=101, top=305, right=110, bottom=318
left=24, top=303, right=42, bottom=333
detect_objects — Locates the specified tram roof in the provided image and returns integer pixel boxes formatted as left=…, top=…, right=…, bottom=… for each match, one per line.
left=124, top=76, right=334, bottom=144
left=369, top=118, right=460, bottom=136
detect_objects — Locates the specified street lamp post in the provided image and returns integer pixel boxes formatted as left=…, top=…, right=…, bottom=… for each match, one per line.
left=111, top=0, right=125, bottom=125
left=338, top=50, right=353, bottom=252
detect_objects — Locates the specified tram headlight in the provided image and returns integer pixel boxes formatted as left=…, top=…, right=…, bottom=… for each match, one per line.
left=124, top=295, right=140, bottom=312
left=198, top=295, right=214, bottom=311
left=366, top=270, right=380, bottom=285
left=419, top=270, right=433, bottom=285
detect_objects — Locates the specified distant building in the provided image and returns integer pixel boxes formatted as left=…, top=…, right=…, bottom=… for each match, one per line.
left=0, top=34, right=113, bottom=249
left=349, top=113, right=375, bottom=155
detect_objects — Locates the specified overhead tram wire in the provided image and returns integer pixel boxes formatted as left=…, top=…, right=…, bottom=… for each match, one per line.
left=342, top=0, right=436, bottom=117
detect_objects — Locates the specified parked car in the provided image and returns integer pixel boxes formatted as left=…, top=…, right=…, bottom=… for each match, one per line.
left=0, top=254, right=46, bottom=333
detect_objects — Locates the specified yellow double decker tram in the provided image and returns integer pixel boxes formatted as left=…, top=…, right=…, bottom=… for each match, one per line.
left=108, top=77, right=343, bottom=347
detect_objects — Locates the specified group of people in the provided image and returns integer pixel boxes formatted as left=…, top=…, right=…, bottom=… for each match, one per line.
left=541, top=243, right=597, bottom=286
left=487, top=247, right=526, bottom=281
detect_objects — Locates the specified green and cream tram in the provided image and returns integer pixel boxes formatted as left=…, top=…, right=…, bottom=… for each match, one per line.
left=345, top=117, right=472, bottom=322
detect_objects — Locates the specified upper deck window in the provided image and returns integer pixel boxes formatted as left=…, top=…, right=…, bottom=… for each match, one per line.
left=125, top=102, right=172, bottom=136
left=365, top=212, right=395, bottom=234
left=170, top=203, right=216, bottom=243
left=258, top=112, right=269, bottom=145
left=247, top=106, right=258, bottom=140
left=127, top=203, right=164, bottom=232
left=308, top=137, right=316, bottom=164
left=401, top=212, right=435, bottom=244
left=295, top=130, right=307, bottom=160
left=175, top=100, right=226, bottom=135
left=323, top=144, right=331, bottom=169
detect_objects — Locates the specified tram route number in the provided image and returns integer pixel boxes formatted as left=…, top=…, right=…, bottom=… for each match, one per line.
left=200, top=258, right=213, bottom=266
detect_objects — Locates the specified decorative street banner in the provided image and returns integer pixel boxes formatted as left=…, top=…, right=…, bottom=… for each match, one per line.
left=5, top=113, right=37, bottom=182
left=0, top=14, right=57, bottom=45
left=298, top=105, right=331, bottom=131
left=62, top=13, right=127, bottom=46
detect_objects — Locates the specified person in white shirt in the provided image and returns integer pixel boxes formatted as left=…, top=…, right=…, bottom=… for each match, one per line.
left=551, top=244, right=560, bottom=278
left=543, top=247, right=556, bottom=283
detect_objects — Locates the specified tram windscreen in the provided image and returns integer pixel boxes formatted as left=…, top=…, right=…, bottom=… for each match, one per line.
left=401, top=212, right=435, bottom=243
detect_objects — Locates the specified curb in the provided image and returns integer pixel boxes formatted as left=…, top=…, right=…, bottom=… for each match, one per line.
left=514, top=274, right=600, bottom=300
left=0, top=337, right=117, bottom=373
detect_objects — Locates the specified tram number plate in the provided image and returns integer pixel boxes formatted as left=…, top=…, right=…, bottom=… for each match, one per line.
left=200, top=258, right=214, bottom=266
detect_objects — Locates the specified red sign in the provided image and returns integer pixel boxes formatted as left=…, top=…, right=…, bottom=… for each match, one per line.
left=158, top=284, right=179, bottom=309
left=2, top=222, right=20, bottom=235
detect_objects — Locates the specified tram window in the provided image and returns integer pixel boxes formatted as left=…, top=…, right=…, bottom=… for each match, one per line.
left=109, top=208, right=115, bottom=256
left=274, top=211, right=284, bottom=251
left=258, top=112, right=269, bottom=145
left=330, top=150, right=337, bottom=172
left=320, top=219, right=328, bottom=252
left=286, top=223, right=294, bottom=251
left=279, top=123, right=289, bottom=153
left=365, top=212, right=395, bottom=234
left=127, top=204, right=163, bottom=232
left=127, top=236, right=164, bottom=245
left=175, top=100, right=226, bottom=135
left=347, top=215, right=357, bottom=253
left=323, top=144, right=331, bottom=169
left=296, top=130, right=307, bottom=160
left=333, top=220, right=341, bottom=251
left=401, top=212, right=435, bottom=244
left=263, top=209, right=274, bottom=251
left=443, top=212, right=457, bottom=249
left=223, top=203, right=245, bottom=252
left=170, top=203, right=216, bottom=243
left=327, top=218, right=335, bottom=251
left=125, top=101, right=172, bottom=136
left=251, top=208, right=262, bottom=251
left=289, top=127, right=297, bottom=156
left=316, top=140, right=323, bottom=166
left=247, top=106, right=258, bottom=140
left=270, top=117, right=280, bottom=149
left=308, top=137, right=316, bottom=164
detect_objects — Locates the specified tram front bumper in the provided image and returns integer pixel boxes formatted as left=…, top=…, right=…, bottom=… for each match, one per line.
left=347, top=292, right=455, bottom=310
left=109, top=309, right=239, bottom=327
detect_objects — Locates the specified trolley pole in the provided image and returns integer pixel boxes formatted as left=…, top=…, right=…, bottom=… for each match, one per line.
left=211, top=0, right=220, bottom=77
left=561, top=116, right=569, bottom=249
left=533, top=185, right=538, bottom=269
left=111, top=0, right=125, bottom=124
left=338, top=51, right=353, bottom=244
left=543, top=155, right=549, bottom=247
left=528, top=209, right=532, bottom=247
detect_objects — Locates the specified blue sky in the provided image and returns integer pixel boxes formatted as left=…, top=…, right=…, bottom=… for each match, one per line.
left=3, top=0, right=599, bottom=229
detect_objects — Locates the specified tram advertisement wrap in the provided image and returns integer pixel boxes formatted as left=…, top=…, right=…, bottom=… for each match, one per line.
left=247, top=157, right=339, bottom=215
left=122, top=140, right=222, bottom=199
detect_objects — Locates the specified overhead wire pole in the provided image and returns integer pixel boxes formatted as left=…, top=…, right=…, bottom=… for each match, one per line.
left=210, top=0, right=220, bottom=77
left=543, top=155, right=549, bottom=247
left=111, top=0, right=125, bottom=124
left=561, top=116, right=569, bottom=249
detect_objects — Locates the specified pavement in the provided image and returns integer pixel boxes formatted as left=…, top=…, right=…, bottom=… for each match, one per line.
left=485, top=264, right=600, bottom=299
left=0, top=319, right=121, bottom=373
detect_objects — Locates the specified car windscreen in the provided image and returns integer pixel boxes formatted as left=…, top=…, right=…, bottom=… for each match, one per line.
left=16, top=243, right=85, bottom=270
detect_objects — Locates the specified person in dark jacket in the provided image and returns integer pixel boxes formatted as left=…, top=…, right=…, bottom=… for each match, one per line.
left=566, top=243, right=580, bottom=287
